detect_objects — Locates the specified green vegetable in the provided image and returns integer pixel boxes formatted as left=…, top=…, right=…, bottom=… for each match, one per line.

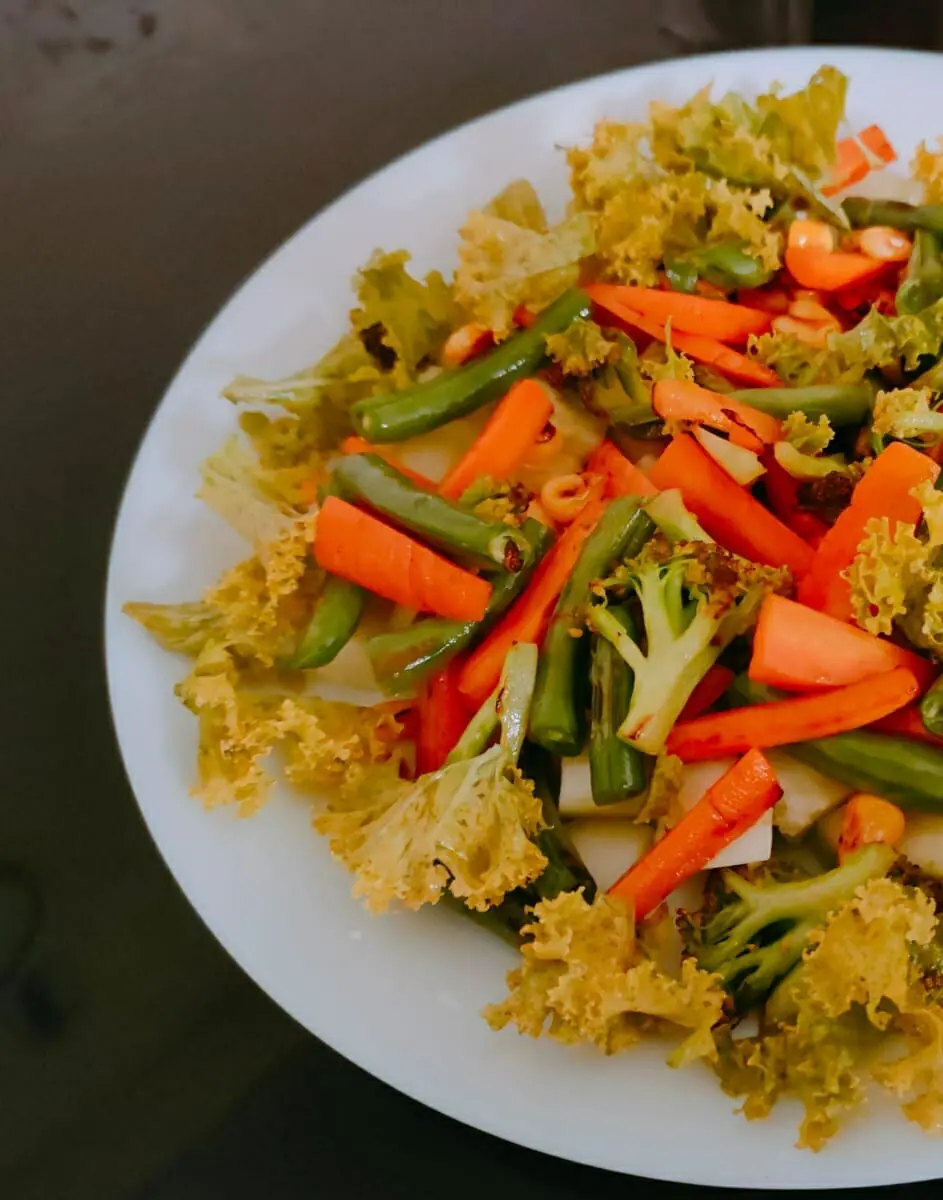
left=920, top=675, right=943, bottom=738
left=730, top=675, right=943, bottom=811
left=447, top=642, right=538, bottom=764
left=666, top=240, right=771, bottom=293
left=684, top=842, right=895, bottom=1012
left=366, top=520, right=553, bottom=693
left=530, top=500, right=654, bottom=755
left=897, top=229, right=943, bottom=316
left=644, top=489, right=711, bottom=543
left=351, top=288, right=591, bottom=442
left=582, top=335, right=657, bottom=430
left=842, top=196, right=943, bottom=237
left=727, top=384, right=874, bottom=426
left=588, top=605, right=647, bottom=805
left=287, top=576, right=366, bottom=669
left=331, top=453, right=532, bottom=571
left=914, top=357, right=943, bottom=394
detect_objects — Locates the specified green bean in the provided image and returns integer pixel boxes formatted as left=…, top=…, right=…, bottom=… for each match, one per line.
left=727, top=384, right=874, bottom=426
left=666, top=240, right=771, bottom=292
left=331, top=453, right=531, bottom=571
left=589, top=605, right=647, bottom=804
left=352, top=288, right=591, bottom=442
left=366, top=520, right=553, bottom=693
left=896, top=229, right=943, bottom=316
left=843, top=197, right=943, bottom=237
left=530, top=501, right=655, bottom=756
left=287, top=576, right=365, bottom=669
left=920, top=675, right=943, bottom=738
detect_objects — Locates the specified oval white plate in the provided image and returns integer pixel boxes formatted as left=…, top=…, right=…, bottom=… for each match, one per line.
left=106, top=47, right=943, bottom=1188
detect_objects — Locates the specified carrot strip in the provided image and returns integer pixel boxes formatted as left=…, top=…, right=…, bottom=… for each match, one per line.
left=339, top=437, right=437, bottom=490
left=314, top=496, right=492, bottom=623
left=749, top=594, right=936, bottom=692
left=859, top=124, right=897, bottom=166
left=608, top=749, right=782, bottom=919
left=457, top=499, right=607, bottom=707
left=442, top=323, right=494, bottom=366
left=679, top=665, right=736, bottom=721
left=415, top=658, right=471, bottom=774
left=851, top=440, right=939, bottom=520
left=821, top=136, right=870, bottom=197
left=586, top=439, right=658, bottom=498
left=784, top=246, right=888, bottom=293
left=652, top=379, right=781, bottom=453
left=870, top=704, right=943, bottom=748
left=648, top=434, right=814, bottom=576
left=666, top=667, right=920, bottom=763
left=586, top=284, right=772, bottom=344
left=787, top=510, right=829, bottom=547
left=439, top=378, right=554, bottom=500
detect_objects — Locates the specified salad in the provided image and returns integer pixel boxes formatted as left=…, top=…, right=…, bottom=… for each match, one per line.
left=126, top=64, right=943, bottom=1150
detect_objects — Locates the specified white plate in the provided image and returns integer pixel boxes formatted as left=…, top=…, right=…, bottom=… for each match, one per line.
left=105, top=46, right=943, bottom=1188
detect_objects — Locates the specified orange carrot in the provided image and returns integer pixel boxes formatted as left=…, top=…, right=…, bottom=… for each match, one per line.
left=340, top=437, right=437, bottom=490
left=608, top=749, right=782, bottom=919
left=457, top=499, right=607, bottom=707
left=442, top=323, right=494, bottom=366
left=784, top=246, right=888, bottom=293
left=415, top=659, right=471, bottom=774
left=299, top=478, right=319, bottom=508
left=652, top=379, right=781, bottom=453
left=749, top=594, right=936, bottom=692
left=666, top=667, right=920, bottom=763
left=870, top=703, right=943, bottom=748
left=679, top=665, right=736, bottom=721
left=859, top=124, right=897, bottom=166
left=821, top=135, right=871, bottom=196
left=314, top=496, right=492, bottom=623
left=513, top=304, right=537, bottom=329
left=439, top=378, right=554, bottom=500
left=649, top=434, right=814, bottom=576
left=586, top=439, right=658, bottom=498
left=798, top=441, right=939, bottom=617
left=586, top=284, right=772, bottom=344
left=838, top=793, right=906, bottom=863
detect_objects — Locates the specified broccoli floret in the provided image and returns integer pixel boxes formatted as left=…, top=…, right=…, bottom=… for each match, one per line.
left=683, top=842, right=896, bottom=1012
left=872, top=386, right=943, bottom=447
left=588, top=535, right=787, bottom=755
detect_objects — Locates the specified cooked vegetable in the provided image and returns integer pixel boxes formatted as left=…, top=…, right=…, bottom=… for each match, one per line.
left=586, top=439, right=658, bottom=497
left=288, top=576, right=366, bottom=669
left=873, top=702, right=943, bottom=748
left=439, top=378, right=554, bottom=499
left=837, top=793, right=906, bottom=862
left=609, top=749, right=782, bottom=921
left=679, top=664, right=735, bottom=720
left=587, top=284, right=772, bottom=344
left=331, top=453, right=533, bottom=570
left=652, top=379, right=781, bottom=452
left=693, top=427, right=766, bottom=486
left=351, top=288, right=590, bottom=442
left=588, top=535, right=784, bottom=755
left=649, top=434, right=815, bottom=576
left=665, top=240, right=771, bottom=292
left=339, top=436, right=436, bottom=488
left=530, top=498, right=653, bottom=755
left=843, top=196, right=943, bottom=236
left=667, top=666, right=920, bottom=763
left=686, top=842, right=895, bottom=1012
left=314, top=496, right=492, bottom=622
left=821, top=125, right=896, bottom=196
left=896, top=230, right=943, bottom=316
left=871, top=386, right=943, bottom=447
left=921, top=675, right=943, bottom=737
left=589, top=605, right=648, bottom=805
left=416, top=659, right=471, bottom=774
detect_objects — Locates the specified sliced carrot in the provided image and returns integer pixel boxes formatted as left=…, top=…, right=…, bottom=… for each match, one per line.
left=648, top=434, right=814, bottom=576
left=439, top=378, right=554, bottom=500
left=586, top=439, right=658, bottom=498
left=787, top=510, right=830, bottom=547
left=415, top=658, right=472, bottom=774
left=652, top=379, right=782, bottom=453
left=666, top=667, right=920, bottom=763
left=820, top=136, right=870, bottom=197
left=457, top=499, right=606, bottom=707
left=608, top=750, right=782, bottom=920
left=339, top=437, right=437, bottom=490
left=314, top=496, right=492, bottom=623
left=299, top=478, right=319, bottom=508
left=859, top=124, right=897, bottom=166
left=851, top=440, right=939, bottom=521
left=749, top=594, right=936, bottom=692
left=870, top=704, right=943, bottom=748
left=442, top=323, right=494, bottom=366
left=513, top=304, right=537, bottom=329
left=784, top=246, right=888, bottom=293
left=586, top=284, right=772, bottom=345
left=679, top=665, right=736, bottom=721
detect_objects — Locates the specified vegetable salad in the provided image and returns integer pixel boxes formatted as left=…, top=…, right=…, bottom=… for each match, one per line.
left=127, top=65, right=943, bottom=1150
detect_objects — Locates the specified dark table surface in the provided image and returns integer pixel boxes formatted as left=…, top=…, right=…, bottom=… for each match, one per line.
left=3, top=3, right=942, bottom=1198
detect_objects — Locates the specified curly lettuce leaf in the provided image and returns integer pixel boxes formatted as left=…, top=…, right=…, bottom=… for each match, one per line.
left=783, top=412, right=834, bottom=454
left=482, top=179, right=548, bottom=232
left=484, top=890, right=725, bottom=1064
left=872, top=386, right=943, bottom=446
left=829, top=300, right=943, bottom=373
left=544, top=318, right=617, bottom=376
left=122, top=600, right=225, bottom=657
left=754, top=67, right=848, bottom=180
left=639, top=332, right=697, bottom=385
left=845, top=516, right=929, bottom=637
left=198, top=436, right=308, bottom=549
left=913, top=138, right=943, bottom=205
left=316, top=743, right=547, bottom=913
left=747, top=330, right=864, bottom=387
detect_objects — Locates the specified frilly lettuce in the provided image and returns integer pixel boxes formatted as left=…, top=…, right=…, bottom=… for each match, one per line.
left=544, top=318, right=617, bottom=376
left=845, top=516, right=927, bottom=637
left=315, top=743, right=547, bottom=913
left=484, top=890, right=725, bottom=1065
left=122, top=600, right=225, bottom=657
left=828, top=300, right=943, bottom=373
left=482, top=179, right=548, bottom=232
left=639, top=334, right=697, bottom=385
left=913, top=138, right=943, bottom=205
left=775, top=413, right=848, bottom=480
left=872, top=387, right=943, bottom=447
left=747, top=330, right=862, bottom=387
left=783, top=412, right=834, bottom=455
left=714, top=878, right=943, bottom=1150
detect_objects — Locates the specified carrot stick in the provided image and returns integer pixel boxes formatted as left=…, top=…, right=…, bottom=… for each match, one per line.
left=749, top=594, right=936, bottom=692
left=679, top=664, right=736, bottom=721
left=439, top=378, right=554, bottom=500
left=821, top=136, right=871, bottom=197
left=788, top=510, right=829, bottom=548
left=784, top=246, right=888, bottom=293
left=415, top=658, right=472, bottom=774
left=652, top=379, right=782, bottom=452
left=870, top=704, right=943, bottom=748
left=666, top=667, right=921, bottom=763
left=586, top=284, right=772, bottom=344
left=608, top=749, right=782, bottom=919
left=456, top=498, right=607, bottom=707
left=339, top=437, right=437, bottom=490
left=586, top=439, right=658, bottom=498
left=314, top=496, right=492, bottom=623
left=859, top=124, right=897, bottom=166
left=648, top=434, right=815, bottom=576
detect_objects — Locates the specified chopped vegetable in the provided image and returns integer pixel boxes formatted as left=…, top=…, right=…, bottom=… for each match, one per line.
left=544, top=317, right=617, bottom=375
left=693, top=426, right=766, bottom=486
left=873, top=703, right=943, bottom=748
left=288, top=576, right=366, bottom=669
left=871, top=386, right=943, bottom=447
left=921, top=675, right=943, bottom=737
left=837, top=793, right=906, bottom=862
left=339, top=436, right=436, bottom=488
left=586, top=439, right=658, bottom=497
left=586, top=284, right=772, bottom=344
left=843, top=195, right=943, bottom=236
left=415, top=659, right=472, bottom=774
left=897, top=229, right=943, bottom=315
left=679, top=664, right=735, bottom=721
left=589, top=605, right=648, bottom=806
left=652, top=379, right=782, bottom=452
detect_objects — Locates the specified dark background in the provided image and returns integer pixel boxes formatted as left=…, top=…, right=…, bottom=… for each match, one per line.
left=2, top=3, right=941, bottom=1198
